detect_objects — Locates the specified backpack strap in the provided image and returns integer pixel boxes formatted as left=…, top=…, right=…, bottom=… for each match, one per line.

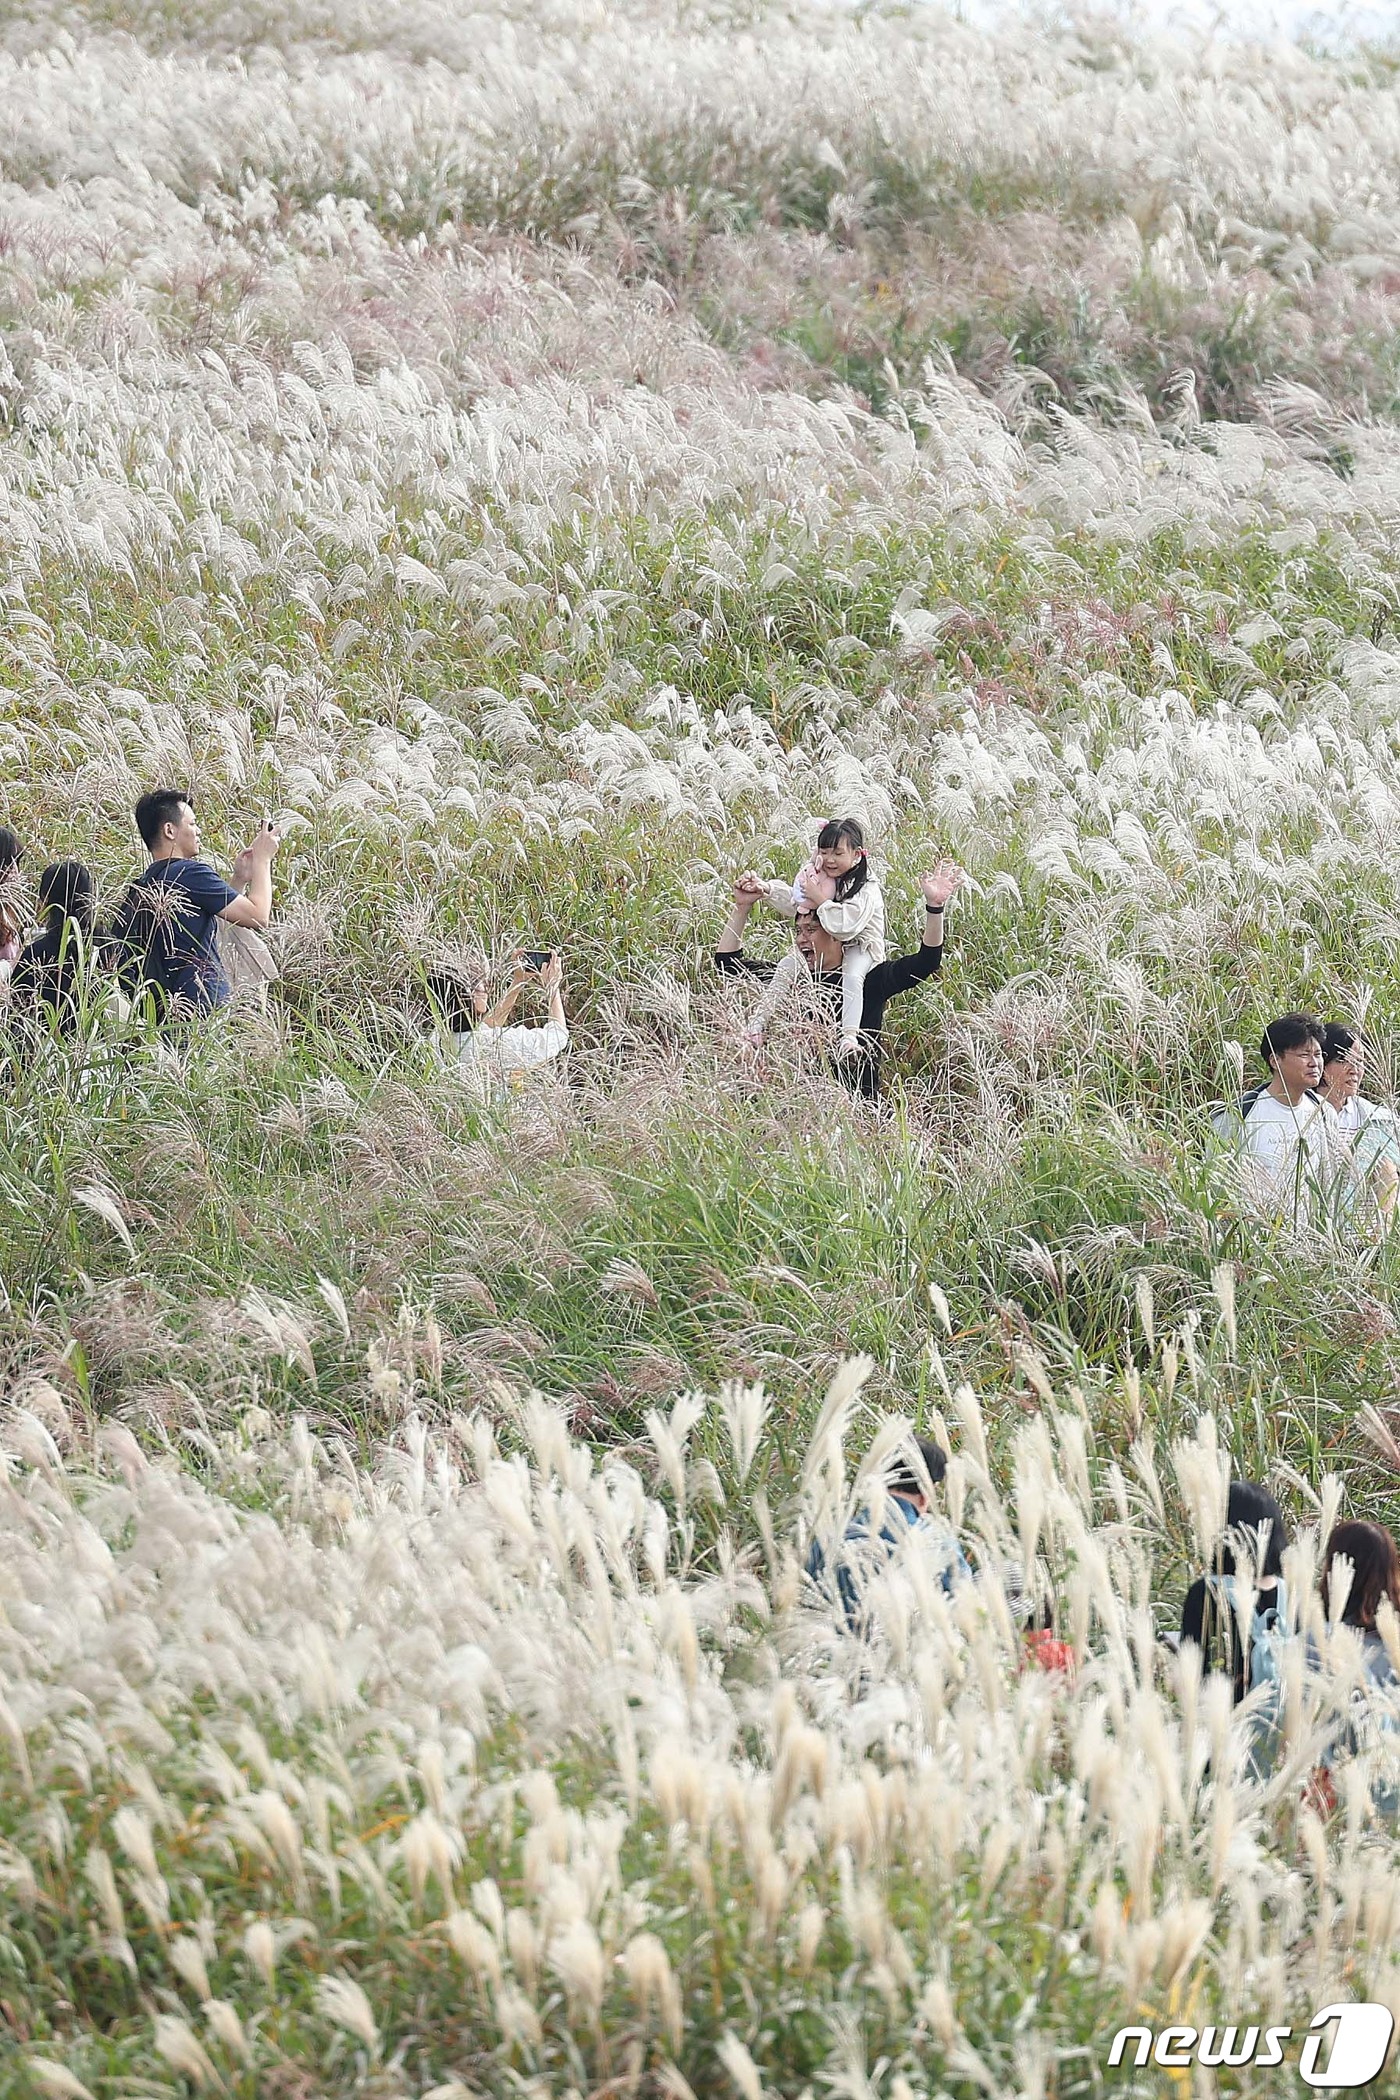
left=1238, top=1085, right=1321, bottom=1117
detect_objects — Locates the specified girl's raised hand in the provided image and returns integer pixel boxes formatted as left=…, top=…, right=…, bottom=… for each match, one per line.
left=801, top=858, right=837, bottom=903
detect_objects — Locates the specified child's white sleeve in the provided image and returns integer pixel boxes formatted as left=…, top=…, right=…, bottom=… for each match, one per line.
left=764, top=880, right=799, bottom=920
left=817, top=880, right=885, bottom=949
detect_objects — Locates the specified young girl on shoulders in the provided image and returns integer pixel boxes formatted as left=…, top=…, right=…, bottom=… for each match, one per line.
left=766, top=817, right=885, bottom=1055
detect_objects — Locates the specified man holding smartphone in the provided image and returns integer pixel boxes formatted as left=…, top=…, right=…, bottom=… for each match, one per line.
left=107, top=791, right=280, bottom=1021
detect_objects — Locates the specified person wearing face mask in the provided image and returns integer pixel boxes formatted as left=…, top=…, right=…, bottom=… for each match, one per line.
left=1318, top=1022, right=1400, bottom=1231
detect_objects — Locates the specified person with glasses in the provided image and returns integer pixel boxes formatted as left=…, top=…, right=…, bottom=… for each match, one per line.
left=1220, top=1012, right=1345, bottom=1231
left=1318, top=1022, right=1400, bottom=1231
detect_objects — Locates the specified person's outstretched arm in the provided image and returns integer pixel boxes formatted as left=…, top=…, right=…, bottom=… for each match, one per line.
left=717, top=879, right=762, bottom=956
left=221, top=823, right=280, bottom=930
left=541, top=952, right=566, bottom=1034
left=863, top=862, right=964, bottom=999
left=716, top=877, right=775, bottom=980
left=745, top=949, right=810, bottom=1041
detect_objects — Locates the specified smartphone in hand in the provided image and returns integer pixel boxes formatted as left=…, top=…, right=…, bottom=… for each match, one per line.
left=520, top=949, right=554, bottom=973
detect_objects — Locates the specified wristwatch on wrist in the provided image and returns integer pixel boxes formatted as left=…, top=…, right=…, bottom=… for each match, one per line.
left=925, top=900, right=945, bottom=913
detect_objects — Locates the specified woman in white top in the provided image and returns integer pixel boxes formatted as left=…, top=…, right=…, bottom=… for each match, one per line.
left=1319, top=1021, right=1400, bottom=1230
left=429, top=951, right=568, bottom=1095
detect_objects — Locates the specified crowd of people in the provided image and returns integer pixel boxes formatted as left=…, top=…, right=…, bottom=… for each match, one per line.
left=1175, top=1482, right=1400, bottom=1810
left=10, top=796, right=1400, bottom=1219
left=7, top=790, right=1399, bottom=1800
left=0, top=798, right=958, bottom=1098
left=0, top=792, right=280, bottom=1038
left=814, top=1439, right=1400, bottom=1812
left=0, top=790, right=572, bottom=1094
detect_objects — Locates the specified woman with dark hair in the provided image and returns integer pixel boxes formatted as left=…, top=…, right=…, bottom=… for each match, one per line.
left=10, top=860, right=95, bottom=1037
left=1321, top=1521, right=1400, bottom=1648
left=1318, top=1022, right=1400, bottom=1230
left=425, top=949, right=569, bottom=1097
left=1180, top=1481, right=1288, bottom=1703
left=1313, top=1521, right=1400, bottom=1816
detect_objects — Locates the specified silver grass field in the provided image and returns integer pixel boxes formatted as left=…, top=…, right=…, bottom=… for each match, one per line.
left=6, top=0, right=1400, bottom=2094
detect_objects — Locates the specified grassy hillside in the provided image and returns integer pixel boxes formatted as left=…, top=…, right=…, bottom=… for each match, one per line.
left=6, top=2, right=1400, bottom=2093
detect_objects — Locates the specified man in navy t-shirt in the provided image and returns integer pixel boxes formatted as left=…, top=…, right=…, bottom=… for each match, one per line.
left=107, top=789, right=279, bottom=1020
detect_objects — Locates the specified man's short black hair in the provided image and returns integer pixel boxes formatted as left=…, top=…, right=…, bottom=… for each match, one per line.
left=1259, top=1012, right=1324, bottom=1067
left=0, top=826, right=22, bottom=869
left=134, top=789, right=190, bottom=850
left=888, top=1436, right=949, bottom=1500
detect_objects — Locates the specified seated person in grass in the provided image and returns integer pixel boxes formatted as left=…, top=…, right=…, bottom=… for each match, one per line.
left=1179, top=1480, right=1288, bottom=1705
left=716, top=860, right=963, bottom=1100
left=806, top=1435, right=970, bottom=1634
left=1318, top=1021, right=1400, bottom=1230
left=105, top=790, right=280, bottom=1025
left=428, top=949, right=568, bottom=1096
left=1214, top=1012, right=1344, bottom=1230
left=1307, top=1520, right=1400, bottom=1820
left=10, top=860, right=95, bottom=1040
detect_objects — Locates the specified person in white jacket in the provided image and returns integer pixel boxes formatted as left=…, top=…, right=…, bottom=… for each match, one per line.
left=429, top=951, right=568, bottom=1097
left=759, top=817, right=885, bottom=1056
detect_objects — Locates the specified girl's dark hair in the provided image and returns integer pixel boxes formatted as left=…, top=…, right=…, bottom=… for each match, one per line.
left=815, top=816, right=869, bottom=902
left=1322, top=1022, right=1359, bottom=1066
left=38, top=860, right=94, bottom=934
left=0, top=826, right=21, bottom=870
left=1213, top=1480, right=1287, bottom=1581
left=1322, top=1520, right=1400, bottom=1629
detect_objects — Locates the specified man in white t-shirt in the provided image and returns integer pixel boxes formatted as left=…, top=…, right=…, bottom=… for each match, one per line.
left=427, top=951, right=568, bottom=1097
left=1226, top=1011, right=1343, bottom=1229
